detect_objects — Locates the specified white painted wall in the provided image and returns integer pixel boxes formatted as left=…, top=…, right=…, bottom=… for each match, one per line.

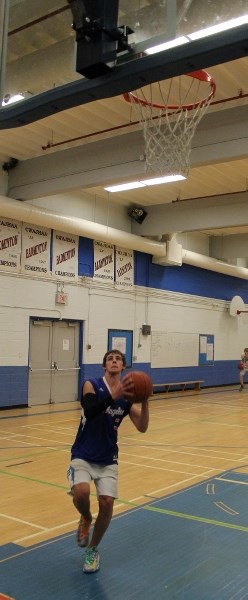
left=0, top=271, right=245, bottom=369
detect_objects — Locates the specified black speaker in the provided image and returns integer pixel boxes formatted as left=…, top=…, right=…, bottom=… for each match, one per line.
left=142, top=324, right=151, bottom=335
left=127, top=206, right=148, bottom=224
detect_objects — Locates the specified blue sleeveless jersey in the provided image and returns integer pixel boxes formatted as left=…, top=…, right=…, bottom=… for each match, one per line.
left=71, top=377, right=131, bottom=465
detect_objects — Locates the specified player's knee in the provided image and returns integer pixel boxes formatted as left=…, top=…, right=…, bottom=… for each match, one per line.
left=73, top=483, right=90, bottom=504
left=98, top=495, right=114, bottom=515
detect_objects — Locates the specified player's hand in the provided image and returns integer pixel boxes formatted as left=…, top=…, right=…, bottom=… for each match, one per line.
left=121, top=374, right=135, bottom=401
left=111, top=375, right=134, bottom=401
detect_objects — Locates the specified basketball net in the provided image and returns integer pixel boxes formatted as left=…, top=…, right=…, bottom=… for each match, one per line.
left=123, top=70, right=216, bottom=177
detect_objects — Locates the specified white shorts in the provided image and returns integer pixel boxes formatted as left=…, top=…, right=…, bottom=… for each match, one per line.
left=68, top=458, right=118, bottom=499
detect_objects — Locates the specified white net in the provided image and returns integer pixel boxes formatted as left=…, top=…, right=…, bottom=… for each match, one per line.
left=124, top=70, right=216, bottom=177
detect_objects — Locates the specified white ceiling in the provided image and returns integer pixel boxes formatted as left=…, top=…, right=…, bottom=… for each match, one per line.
left=1, top=1, right=248, bottom=259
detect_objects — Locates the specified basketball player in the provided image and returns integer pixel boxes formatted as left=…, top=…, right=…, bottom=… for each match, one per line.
left=239, top=347, right=248, bottom=391
left=68, top=349, right=149, bottom=573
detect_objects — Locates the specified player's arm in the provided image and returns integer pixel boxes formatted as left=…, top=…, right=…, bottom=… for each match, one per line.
left=129, top=400, right=149, bottom=433
left=81, top=380, right=114, bottom=419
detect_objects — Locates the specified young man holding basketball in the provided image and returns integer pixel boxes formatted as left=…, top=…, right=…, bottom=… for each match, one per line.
left=68, top=349, right=149, bottom=573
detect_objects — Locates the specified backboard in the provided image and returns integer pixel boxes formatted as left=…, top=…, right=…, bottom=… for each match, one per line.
left=1, top=0, right=248, bottom=128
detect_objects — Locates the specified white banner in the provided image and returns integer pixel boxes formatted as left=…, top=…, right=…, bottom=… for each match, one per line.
left=94, top=240, right=114, bottom=282
left=115, top=247, right=134, bottom=289
left=21, top=222, right=51, bottom=276
left=52, top=230, right=78, bottom=280
left=0, top=217, right=21, bottom=272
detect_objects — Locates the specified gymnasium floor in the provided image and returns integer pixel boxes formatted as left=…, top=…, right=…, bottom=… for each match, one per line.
left=1, top=385, right=248, bottom=599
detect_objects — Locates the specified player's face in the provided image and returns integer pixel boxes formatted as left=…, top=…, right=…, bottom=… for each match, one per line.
left=105, top=353, right=124, bottom=373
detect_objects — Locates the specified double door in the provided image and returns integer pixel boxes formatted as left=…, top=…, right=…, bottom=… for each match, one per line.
left=28, top=320, right=80, bottom=406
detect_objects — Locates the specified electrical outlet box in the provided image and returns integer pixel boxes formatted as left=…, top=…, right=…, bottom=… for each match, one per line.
left=55, top=292, right=68, bottom=305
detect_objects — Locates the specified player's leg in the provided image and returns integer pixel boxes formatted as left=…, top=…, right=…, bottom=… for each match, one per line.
left=89, top=494, right=114, bottom=548
left=83, top=464, right=117, bottom=573
left=68, top=459, right=93, bottom=547
left=239, top=368, right=245, bottom=391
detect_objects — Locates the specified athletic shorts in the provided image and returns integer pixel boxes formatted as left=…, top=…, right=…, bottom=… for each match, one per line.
left=240, top=367, right=248, bottom=375
left=68, top=458, right=118, bottom=499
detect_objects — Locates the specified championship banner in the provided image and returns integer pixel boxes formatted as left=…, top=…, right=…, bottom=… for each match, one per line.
left=94, top=240, right=114, bottom=282
left=0, top=217, right=21, bottom=272
left=21, top=222, right=51, bottom=276
left=115, top=247, right=134, bottom=289
left=52, top=230, right=78, bottom=280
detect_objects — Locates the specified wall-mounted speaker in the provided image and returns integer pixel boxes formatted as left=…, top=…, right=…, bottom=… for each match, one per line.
left=127, top=206, right=147, bottom=224
left=142, top=324, right=151, bottom=335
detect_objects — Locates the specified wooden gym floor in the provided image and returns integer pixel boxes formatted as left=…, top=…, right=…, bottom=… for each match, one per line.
left=1, top=384, right=248, bottom=599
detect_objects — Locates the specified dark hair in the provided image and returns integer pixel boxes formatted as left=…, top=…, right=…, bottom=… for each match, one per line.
left=244, top=348, right=248, bottom=352
left=102, top=349, right=126, bottom=367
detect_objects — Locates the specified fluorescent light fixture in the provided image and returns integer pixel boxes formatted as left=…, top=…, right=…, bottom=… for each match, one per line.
left=145, top=36, right=189, bottom=55
left=144, top=15, right=248, bottom=55
left=2, top=93, right=25, bottom=106
left=105, top=174, right=185, bottom=192
left=142, top=175, right=186, bottom=185
left=188, top=15, right=248, bottom=40
left=105, top=181, right=145, bottom=192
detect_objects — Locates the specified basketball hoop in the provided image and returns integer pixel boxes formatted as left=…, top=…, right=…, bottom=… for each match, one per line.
left=123, top=70, right=216, bottom=177
left=229, top=296, right=245, bottom=316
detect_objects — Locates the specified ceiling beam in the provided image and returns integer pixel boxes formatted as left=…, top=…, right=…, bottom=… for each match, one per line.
left=1, top=24, right=248, bottom=128
left=7, top=104, right=248, bottom=201
left=131, top=192, right=248, bottom=236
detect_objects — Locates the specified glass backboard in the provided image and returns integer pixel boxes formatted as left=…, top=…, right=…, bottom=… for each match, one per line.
left=1, top=0, right=248, bottom=127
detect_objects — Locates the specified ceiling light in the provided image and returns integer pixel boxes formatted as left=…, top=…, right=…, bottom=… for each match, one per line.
left=142, top=175, right=186, bottom=185
left=145, top=36, right=189, bottom=55
left=1, top=91, right=33, bottom=106
left=105, top=181, right=146, bottom=192
left=2, top=93, right=25, bottom=106
left=144, top=15, right=248, bottom=56
left=105, top=174, right=185, bottom=192
left=188, top=15, right=248, bottom=40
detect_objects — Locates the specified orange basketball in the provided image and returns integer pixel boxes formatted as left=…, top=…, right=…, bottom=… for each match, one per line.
left=128, top=371, right=153, bottom=403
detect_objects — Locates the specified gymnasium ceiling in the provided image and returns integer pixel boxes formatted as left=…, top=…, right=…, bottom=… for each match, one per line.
left=1, top=0, right=248, bottom=261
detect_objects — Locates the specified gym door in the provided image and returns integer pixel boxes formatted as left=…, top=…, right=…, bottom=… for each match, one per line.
left=28, top=320, right=80, bottom=406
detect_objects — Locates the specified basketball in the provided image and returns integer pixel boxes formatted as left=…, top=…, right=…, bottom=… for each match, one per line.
left=128, top=371, right=153, bottom=403
left=238, top=362, right=244, bottom=370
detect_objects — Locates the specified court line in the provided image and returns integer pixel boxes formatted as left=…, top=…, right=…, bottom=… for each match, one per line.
left=214, top=501, right=239, bottom=515
left=2, top=487, right=248, bottom=566
left=2, top=468, right=247, bottom=547
left=121, top=437, right=248, bottom=457
left=216, top=476, right=248, bottom=485
left=120, top=450, right=243, bottom=470
left=0, top=513, right=48, bottom=530
left=121, top=459, right=215, bottom=476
